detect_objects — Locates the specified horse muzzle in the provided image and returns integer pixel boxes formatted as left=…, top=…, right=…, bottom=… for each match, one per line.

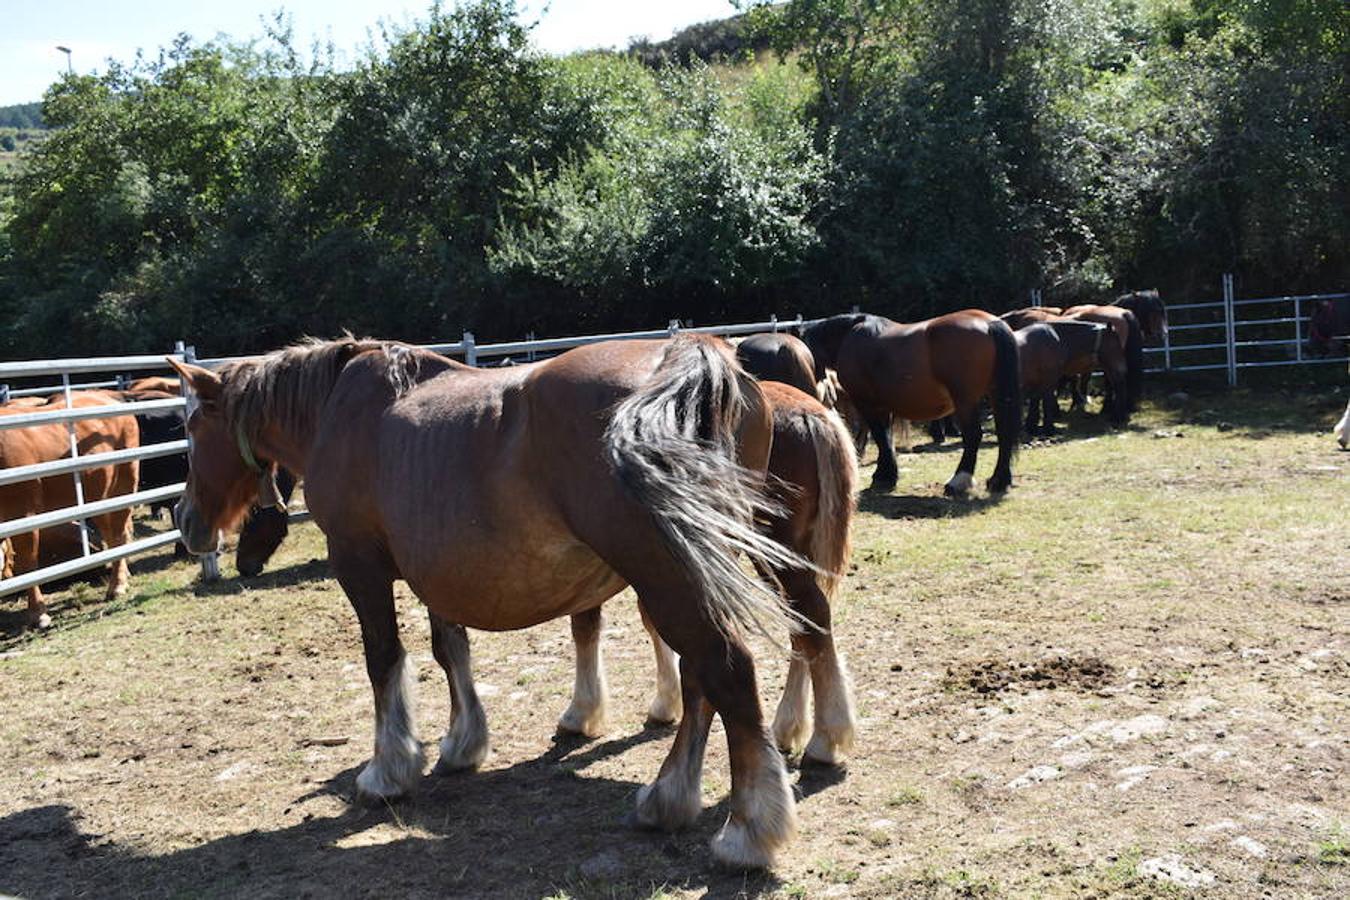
left=173, top=499, right=221, bottom=556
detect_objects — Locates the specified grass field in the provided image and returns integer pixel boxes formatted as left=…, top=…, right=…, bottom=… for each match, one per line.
left=1, top=379, right=1347, bottom=899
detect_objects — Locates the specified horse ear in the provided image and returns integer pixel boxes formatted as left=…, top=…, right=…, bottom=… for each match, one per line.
left=166, top=358, right=222, bottom=404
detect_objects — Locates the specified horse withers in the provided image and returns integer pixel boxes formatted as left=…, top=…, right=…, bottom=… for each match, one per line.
left=802, top=311, right=1021, bottom=495
left=168, top=335, right=810, bottom=868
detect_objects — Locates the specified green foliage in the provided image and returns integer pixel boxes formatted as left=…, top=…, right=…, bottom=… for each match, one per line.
left=491, top=60, right=825, bottom=330
left=0, top=0, right=1345, bottom=358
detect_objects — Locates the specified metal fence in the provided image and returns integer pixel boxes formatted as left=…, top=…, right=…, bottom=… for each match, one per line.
left=0, top=315, right=802, bottom=601
left=2, top=282, right=1345, bottom=604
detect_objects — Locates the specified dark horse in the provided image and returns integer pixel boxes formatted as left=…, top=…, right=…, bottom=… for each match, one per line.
left=169, top=335, right=809, bottom=868
left=1014, top=321, right=1111, bottom=435
left=802, top=312, right=1021, bottom=495
left=234, top=468, right=298, bottom=576
left=735, top=333, right=820, bottom=400
left=1309, top=296, right=1350, bottom=356
left=1114, top=289, right=1167, bottom=341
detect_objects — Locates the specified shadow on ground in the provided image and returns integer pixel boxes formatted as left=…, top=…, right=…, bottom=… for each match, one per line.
left=0, top=726, right=850, bottom=899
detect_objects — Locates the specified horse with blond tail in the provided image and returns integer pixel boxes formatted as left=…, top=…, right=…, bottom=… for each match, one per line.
left=169, top=334, right=811, bottom=868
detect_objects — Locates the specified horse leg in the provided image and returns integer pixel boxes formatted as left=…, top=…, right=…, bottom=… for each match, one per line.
left=944, top=407, right=981, bottom=496
left=1042, top=391, right=1058, bottom=434
left=90, top=509, right=132, bottom=601
left=559, top=607, right=609, bottom=737
left=1024, top=394, right=1041, bottom=439
left=11, top=532, right=50, bottom=629
left=865, top=412, right=898, bottom=490
left=639, top=601, right=682, bottom=725
left=1071, top=374, right=1088, bottom=411
left=776, top=570, right=855, bottom=765
left=635, top=598, right=795, bottom=867
left=429, top=612, right=490, bottom=773
left=927, top=419, right=946, bottom=445
left=333, top=555, right=423, bottom=801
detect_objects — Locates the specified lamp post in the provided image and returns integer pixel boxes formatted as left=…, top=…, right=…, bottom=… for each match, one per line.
left=56, top=45, right=72, bottom=75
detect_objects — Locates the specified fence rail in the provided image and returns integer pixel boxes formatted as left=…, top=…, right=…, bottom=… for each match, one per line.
left=0, top=288, right=1344, bottom=604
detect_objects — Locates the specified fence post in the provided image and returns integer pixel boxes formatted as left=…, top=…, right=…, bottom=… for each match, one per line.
left=61, top=372, right=93, bottom=559
left=525, top=332, right=536, bottom=362
left=1163, top=321, right=1172, bottom=372
left=1294, top=295, right=1303, bottom=363
left=1031, top=288, right=1042, bottom=308
left=463, top=332, right=477, bottom=367
left=0, top=385, right=8, bottom=404
left=1223, top=273, right=1237, bottom=386
left=770, top=314, right=779, bottom=333
left=668, top=319, right=681, bottom=337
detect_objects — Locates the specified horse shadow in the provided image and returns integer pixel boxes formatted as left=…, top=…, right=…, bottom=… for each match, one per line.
left=858, top=489, right=1005, bottom=521
left=191, top=557, right=332, bottom=596
left=0, top=723, right=846, bottom=899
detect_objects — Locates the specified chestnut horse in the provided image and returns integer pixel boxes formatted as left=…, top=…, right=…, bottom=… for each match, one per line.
left=802, top=311, right=1021, bottom=495
left=169, top=335, right=810, bottom=868
left=1060, top=305, right=1144, bottom=412
left=735, top=333, right=821, bottom=400
left=0, top=391, right=139, bottom=628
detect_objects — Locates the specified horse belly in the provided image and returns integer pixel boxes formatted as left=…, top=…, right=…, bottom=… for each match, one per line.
left=407, top=532, right=627, bottom=632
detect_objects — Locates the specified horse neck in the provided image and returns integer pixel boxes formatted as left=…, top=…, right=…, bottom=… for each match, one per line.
left=252, top=420, right=315, bottom=478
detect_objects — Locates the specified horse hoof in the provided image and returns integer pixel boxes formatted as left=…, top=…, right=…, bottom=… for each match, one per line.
left=986, top=477, right=1011, bottom=494
left=869, top=476, right=897, bottom=493
left=943, top=472, right=973, bottom=496
left=32, top=613, right=52, bottom=630
left=557, top=706, right=607, bottom=739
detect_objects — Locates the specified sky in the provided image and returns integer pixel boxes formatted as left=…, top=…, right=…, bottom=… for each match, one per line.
left=0, top=0, right=739, bottom=106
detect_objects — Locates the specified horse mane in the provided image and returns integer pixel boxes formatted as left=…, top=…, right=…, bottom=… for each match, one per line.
left=801, top=314, right=870, bottom=376
left=219, top=337, right=416, bottom=450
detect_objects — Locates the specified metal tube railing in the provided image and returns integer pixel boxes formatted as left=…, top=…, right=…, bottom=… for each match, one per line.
left=0, top=484, right=185, bottom=542
left=0, top=440, right=190, bottom=488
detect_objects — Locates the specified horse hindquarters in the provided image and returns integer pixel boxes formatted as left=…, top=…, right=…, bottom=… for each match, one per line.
left=602, top=336, right=801, bottom=867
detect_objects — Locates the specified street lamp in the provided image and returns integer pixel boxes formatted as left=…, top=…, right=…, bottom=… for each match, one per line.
left=56, top=45, right=72, bottom=75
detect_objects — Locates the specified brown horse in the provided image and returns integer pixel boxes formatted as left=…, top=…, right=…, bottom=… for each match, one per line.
left=168, top=335, right=811, bottom=868
left=1061, top=304, right=1144, bottom=413
left=1113, top=290, right=1167, bottom=341
left=1014, top=320, right=1112, bottom=435
left=802, top=311, right=1021, bottom=495
left=557, top=380, right=858, bottom=765
left=735, top=333, right=821, bottom=400
left=0, top=391, right=140, bottom=628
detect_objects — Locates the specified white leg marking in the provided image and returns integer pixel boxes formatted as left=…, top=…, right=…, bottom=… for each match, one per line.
left=356, top=651, right=424, bottom=799
left=437, top=636, right=489, bottom=773
left=804, top=649, right=857, bottom=765
left=945, top=470, right=974, bottom=494
left=636, top=698, right=710, bottom=831
left=771, top=656, right=810, bottom=754
left=1336, top=399, right=1350, bottom=449
left=560, top=621, right=609, bottom=737
left=711, top=740, right=797, bottom=869
left=645, top=623, right=682, bottom=725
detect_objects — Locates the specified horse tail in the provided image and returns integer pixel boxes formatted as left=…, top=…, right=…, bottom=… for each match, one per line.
left=605, top=335, right=808, bottom=642
left=805, top=409, right=859, bottom=602
left=988, top=318, right=1022, bottom=459
left=1123, top=311, right=1144, bottom=412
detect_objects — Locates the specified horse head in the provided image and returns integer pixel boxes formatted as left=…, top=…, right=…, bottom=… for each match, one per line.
left=166, top=358, right=284, bottom=556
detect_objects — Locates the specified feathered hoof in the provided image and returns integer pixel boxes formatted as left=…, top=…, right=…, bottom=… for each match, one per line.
left=557, top=704, right=607, bottom=739
left=944, top=471, right=973, bottom=497
left=634, top=777, right=702, bottom=831
left=355, top=751, right=422, bottom=805
left=869, top=474, right=898, bottom=493
left=433, top=729, right=488, bottom=775
left=802, top=730, right=854, bottom=767
left=31, top=612, right=52, bottom=630
left=985, top=474, right=1012, bottom=494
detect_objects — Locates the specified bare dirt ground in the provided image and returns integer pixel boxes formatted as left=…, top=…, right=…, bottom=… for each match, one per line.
left=1, top=380, right=1347, bottom=899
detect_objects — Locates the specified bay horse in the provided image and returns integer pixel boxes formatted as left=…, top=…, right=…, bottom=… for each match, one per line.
left=735, top=333, right=821, bottom=400
left=555, top=380, right=858, bottom=765
left=1014, top=321, right=1111, bottom=435
left=168, top=335, right=810, bottom=868
left=0, top=391, right=140, bottom=628
left=1308, top=297, right=1350, bottom=356
left=1061, top=304, right=1144, bottom=413
left=802, top=311, right=1021, bottom=495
